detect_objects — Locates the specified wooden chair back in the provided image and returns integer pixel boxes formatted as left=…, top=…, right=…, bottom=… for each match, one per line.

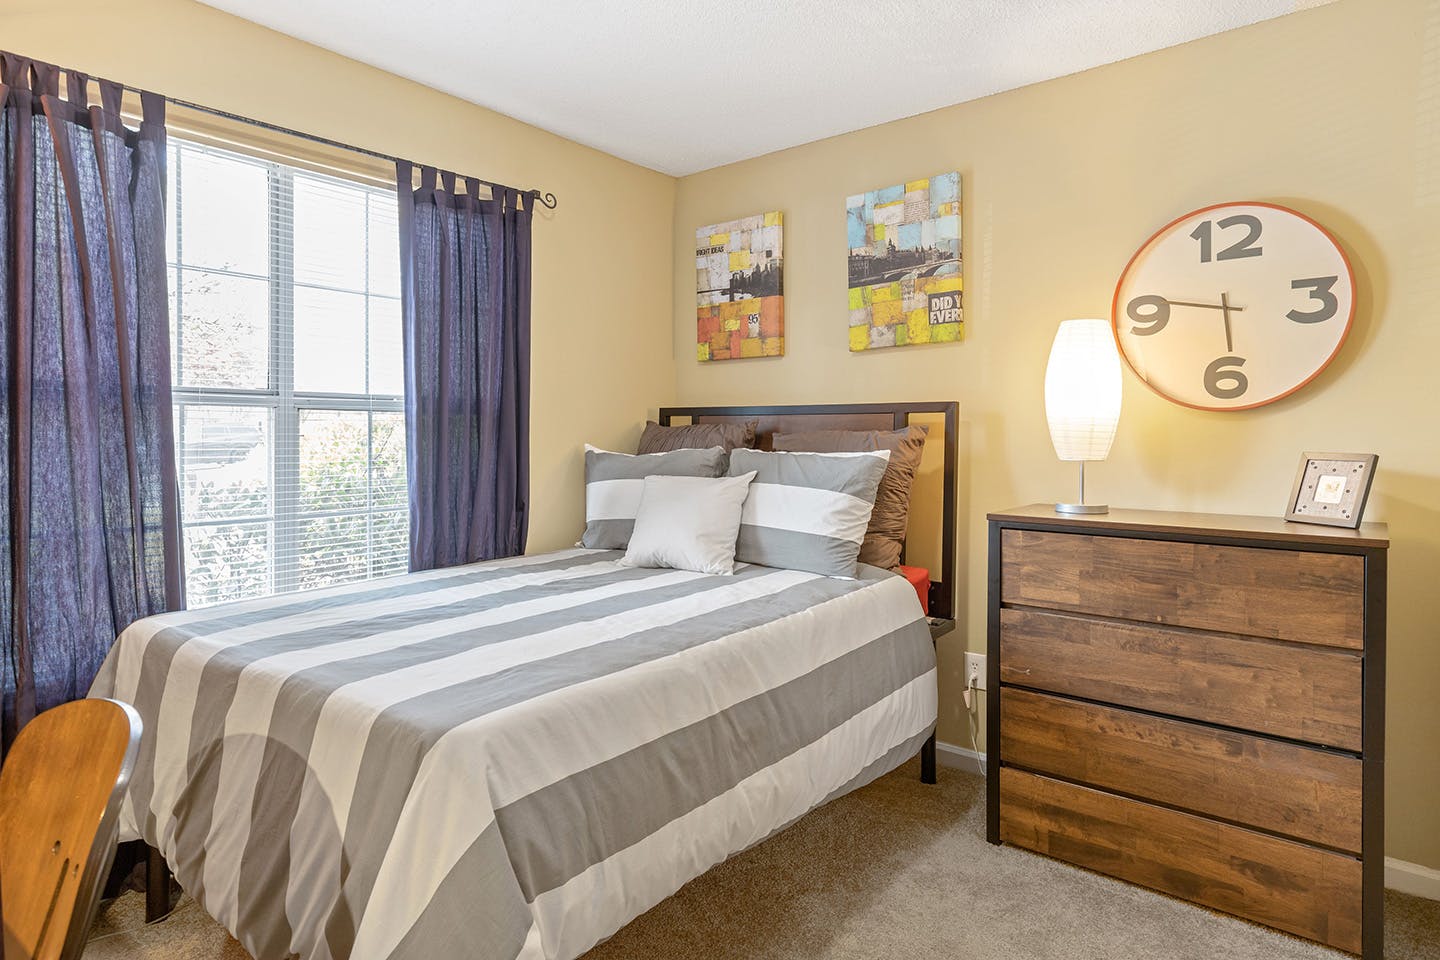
left=0, top=699, right=142, bottom=960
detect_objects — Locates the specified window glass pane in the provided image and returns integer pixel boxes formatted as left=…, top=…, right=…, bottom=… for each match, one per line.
left=368, top=296, right=403, bottom=395
left=371, top=510, right=410, bottom=579
left=183, top=522, right=271, bottom=607
left=371, top=412, right=407, bottom=510
left=169, top=137, right=407, bottom=603
left=180, top=405, right=271, bottom=522
left=299, top=410, right=369, bottom=513
left=294, top=174, right=367, bottom=290
left=179, top=148, right=268, bottom=275
left=178, top=270, right=269, bottom=389
left=368, top=196, right=400, bottom=298
left=297, top=515, right=369, bottom=591
left=294, top=286, right=367, bottom=394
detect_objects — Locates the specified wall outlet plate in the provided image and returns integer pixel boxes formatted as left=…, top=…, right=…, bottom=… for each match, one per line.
left=964, top=652, right=987, bottom=691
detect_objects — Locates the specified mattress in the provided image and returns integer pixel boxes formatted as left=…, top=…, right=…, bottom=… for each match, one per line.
left=90, top=548, right=936, bottom=960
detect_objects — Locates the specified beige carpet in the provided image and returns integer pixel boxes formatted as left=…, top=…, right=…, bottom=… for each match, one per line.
left=87, top=763, right=1440, bottom=960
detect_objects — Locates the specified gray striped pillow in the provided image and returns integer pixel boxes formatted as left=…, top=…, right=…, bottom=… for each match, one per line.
left=581, top=445, right=727, bottom=549
left=727, top=448, right=891, bottom=578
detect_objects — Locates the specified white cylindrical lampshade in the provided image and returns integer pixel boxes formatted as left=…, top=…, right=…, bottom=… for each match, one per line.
left=1044, top=319, right=1122, bottom=462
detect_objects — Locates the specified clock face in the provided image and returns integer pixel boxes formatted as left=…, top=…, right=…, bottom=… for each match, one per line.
left=1112, top=202, right=1354, bottom=411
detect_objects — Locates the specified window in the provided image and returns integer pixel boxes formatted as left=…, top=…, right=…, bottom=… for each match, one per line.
left=167, top=138, right=408, bottom=607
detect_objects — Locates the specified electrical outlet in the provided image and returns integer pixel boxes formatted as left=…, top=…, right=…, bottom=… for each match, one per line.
left=964, top=652, right=987, bottom=691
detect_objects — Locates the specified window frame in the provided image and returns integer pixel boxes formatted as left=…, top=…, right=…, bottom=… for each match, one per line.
left=168, top=136, right=407, bottom=604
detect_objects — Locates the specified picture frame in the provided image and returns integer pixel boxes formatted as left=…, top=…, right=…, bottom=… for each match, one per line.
left=1284, top=451, right=1378, bottom=528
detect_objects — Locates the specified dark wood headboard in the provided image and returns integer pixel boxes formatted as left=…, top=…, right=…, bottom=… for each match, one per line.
left=657, top=402, right=958, bottom=622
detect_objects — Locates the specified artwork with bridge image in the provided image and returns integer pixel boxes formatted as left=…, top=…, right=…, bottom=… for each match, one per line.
left=696, top=211, right=783, bottom=361
left=846, top=172, right=962, bottom=351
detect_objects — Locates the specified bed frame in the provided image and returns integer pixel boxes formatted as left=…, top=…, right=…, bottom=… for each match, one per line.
left=141, top=401, right=962, bottom=922
left=658, top=401, right=960, bottom=785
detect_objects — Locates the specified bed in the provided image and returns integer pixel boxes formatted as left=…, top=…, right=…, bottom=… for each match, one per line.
left=89, top=402, right=958, bottom=960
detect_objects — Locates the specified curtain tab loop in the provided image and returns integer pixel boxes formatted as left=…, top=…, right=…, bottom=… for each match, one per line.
left=65, top=70, right=89, bottom=107
left=139, top=89, right=165, bottom=127
left=33, top=60, right=59, bottom=97
left=98, top=79, right=119, bottom=117
left=99, top=80, right=122, bottom=117
left=440, top=170, right=457, bottom=197
left=419, top=166, right=437, bottom=191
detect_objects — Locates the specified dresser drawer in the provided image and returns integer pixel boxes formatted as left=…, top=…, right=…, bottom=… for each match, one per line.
left=1000, top=529, right=1364, bottom=648
left=999, top=607, right=1362, bottom=750
left=999, top=768, right=1362, bottom=953
left=1000, top=688, right=1362, bottom=852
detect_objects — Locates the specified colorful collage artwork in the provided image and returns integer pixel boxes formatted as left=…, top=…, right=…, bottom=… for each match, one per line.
left=846, top=172, right=962, bottom=351
left=696, top=212, right=783, bottom=361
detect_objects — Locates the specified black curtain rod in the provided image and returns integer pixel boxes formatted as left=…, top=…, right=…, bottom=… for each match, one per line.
left=157, top=90, right=559, bottom=210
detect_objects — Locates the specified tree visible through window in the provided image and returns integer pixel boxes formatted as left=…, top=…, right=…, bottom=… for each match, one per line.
left=167, top=139, right=408, bottom=607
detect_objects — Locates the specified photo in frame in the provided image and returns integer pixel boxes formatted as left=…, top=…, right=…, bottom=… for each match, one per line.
left=1284, top=452, right=1378, bottom=528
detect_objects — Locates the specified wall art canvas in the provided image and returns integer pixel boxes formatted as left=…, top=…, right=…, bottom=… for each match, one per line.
left=846, top=172, right=962, bottom=351
left=696, top=211, right=783, bottom=361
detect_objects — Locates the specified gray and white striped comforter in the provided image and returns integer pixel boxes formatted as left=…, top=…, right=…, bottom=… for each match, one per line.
left=90, top=549, right=936, bottom=960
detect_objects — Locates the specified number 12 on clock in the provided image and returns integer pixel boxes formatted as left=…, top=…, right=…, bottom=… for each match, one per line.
left=1111, top=201, right=1355, bottom=411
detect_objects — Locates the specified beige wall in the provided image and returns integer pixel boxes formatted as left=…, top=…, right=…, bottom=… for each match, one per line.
left=1, top=0, right=678, bottom=554
left=672, top=0, right=1440, bottom=869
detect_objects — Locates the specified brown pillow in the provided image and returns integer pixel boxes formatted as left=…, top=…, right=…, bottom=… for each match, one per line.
left=772, top=425, right=929, bottom=570
left=636, top=419, right=757, bottom=455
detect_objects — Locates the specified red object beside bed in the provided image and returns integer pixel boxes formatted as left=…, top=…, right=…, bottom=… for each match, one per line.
left=898, top=565, right=929, bottom=614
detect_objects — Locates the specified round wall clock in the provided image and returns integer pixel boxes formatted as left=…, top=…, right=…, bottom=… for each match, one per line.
left=1111, top=201, right=1355, bottom=411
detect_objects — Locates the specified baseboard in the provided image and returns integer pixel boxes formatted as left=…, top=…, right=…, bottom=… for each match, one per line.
left=1387, top=857, right=1440, bottom=901
left=935, top=739, right=985, bottom=775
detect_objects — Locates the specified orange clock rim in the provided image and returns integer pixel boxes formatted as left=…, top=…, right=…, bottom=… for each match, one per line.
left=1109, top=199, right=1357, bottom=413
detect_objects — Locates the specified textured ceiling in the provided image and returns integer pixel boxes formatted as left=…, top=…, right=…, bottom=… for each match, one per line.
left=199, top=0, right=1322, bottom=176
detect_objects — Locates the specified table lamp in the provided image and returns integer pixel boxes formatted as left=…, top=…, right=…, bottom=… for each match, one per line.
left=1044, top=318, right=1122, bottom=514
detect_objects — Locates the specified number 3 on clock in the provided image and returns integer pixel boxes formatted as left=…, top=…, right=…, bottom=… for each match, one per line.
left=1289, top=276, right=1340, bottom=324
left=1112, top=201, right=1355, bottom=411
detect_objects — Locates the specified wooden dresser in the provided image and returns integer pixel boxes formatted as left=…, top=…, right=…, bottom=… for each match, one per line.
left=986, top=505, right=1387, bottom=957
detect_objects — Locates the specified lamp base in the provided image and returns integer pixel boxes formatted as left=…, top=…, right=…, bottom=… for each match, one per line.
left=1055, top=502, right=1108, bottom=515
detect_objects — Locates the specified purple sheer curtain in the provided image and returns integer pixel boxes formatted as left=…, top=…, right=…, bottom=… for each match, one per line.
left=396, top=162, right=532, bottom=571
left=0, top=54, right=180, bottom=758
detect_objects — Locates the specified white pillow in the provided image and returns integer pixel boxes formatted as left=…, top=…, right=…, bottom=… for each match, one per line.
left=621, top=472, right=757, bottom=575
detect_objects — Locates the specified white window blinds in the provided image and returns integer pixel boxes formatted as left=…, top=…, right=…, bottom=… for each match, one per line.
left=167, top=137, right=408, bottom=607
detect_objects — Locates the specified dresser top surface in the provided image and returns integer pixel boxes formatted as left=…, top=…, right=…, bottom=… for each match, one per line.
left=988, top=504, right=1389, bottom=549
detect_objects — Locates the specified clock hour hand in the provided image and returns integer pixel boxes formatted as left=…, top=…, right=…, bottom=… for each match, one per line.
left=1125, top=293, right=1244, bottom=340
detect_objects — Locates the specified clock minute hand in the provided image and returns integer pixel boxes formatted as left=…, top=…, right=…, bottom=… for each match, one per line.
left=1220, top=291, right=1235, bottom=352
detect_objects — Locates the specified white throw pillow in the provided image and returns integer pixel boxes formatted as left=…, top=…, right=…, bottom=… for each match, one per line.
left=621, top=472, right=757, bottom=575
